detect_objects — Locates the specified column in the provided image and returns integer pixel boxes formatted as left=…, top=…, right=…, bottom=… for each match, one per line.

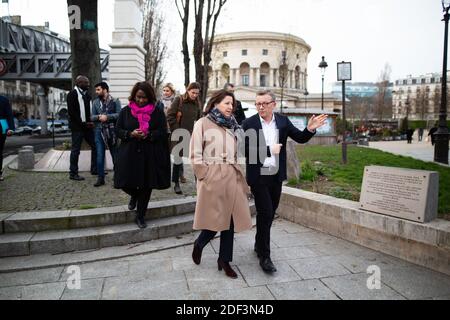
left=269, top=69, right=274, bottom=88
left=274, top=69, right=279, bottom=87
left=215, top=70, right=219, bottom=89
left=235, top=68, right=240, bottom=86
left=289, top=71, right=293, bottom=89
left=249, top=68, right=255, bottom=87
left=109, top=0, right=146, bottom=106
left=256, top=68, right=261, bottom=87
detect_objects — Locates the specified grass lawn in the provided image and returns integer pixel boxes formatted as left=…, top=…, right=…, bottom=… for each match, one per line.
left=292, top=145, right=450, bottom=219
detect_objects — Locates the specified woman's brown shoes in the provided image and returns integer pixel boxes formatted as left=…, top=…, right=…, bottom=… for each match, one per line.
left=217, top=259, right=238, bottom=279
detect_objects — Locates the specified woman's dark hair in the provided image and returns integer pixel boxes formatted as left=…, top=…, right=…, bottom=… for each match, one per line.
left=128, top=81, right=157, bottom=105
left=203, top=89, right=236, bottom=116
left=181, top=82, right=202, bottom=107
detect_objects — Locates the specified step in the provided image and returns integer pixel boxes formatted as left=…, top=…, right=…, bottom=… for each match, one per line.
left=0, top=213, right=195, bottom=258
left=0, top=202, right=256, bottom=258
left=2, top=198, right=197, bottom=233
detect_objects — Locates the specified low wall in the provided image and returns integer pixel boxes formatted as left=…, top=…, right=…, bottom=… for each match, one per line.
left=279, top=187, right=450, bottom=276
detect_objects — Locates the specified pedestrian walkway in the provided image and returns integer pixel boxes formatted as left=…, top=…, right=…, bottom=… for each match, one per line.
left=368, top=140, right=449, bottom=165
left=1, top=219, right=449, bottom=300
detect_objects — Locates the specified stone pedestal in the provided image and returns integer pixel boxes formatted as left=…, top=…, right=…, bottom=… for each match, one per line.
left=109, top=0, right=146, bottom=106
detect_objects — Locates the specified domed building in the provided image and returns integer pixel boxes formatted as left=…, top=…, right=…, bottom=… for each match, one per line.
left=208, top=31, right=340, bottom=111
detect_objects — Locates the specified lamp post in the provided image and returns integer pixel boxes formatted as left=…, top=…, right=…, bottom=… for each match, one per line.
left=280, top=51, right=287, bottom=114
left=435, top=0, right=450, bottom=164
left=338, top=61, right=352, bottom=165
left=304, top=89, right=309, bottom=109
left=319, top=56, right=328, bottom=111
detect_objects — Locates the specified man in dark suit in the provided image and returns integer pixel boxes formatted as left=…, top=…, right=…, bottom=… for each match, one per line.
left=67, top=75, right=97, bottom=181
left=0, top=95, right=15, bottom=181
left=242, top=90, right=327, bottom=273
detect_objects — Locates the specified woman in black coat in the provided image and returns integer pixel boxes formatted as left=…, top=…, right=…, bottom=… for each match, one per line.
left=114, top=82, right=171, bottom=228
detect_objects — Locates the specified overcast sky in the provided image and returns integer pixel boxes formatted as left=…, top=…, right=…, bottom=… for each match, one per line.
left=1, top=0, right=446, bottom=93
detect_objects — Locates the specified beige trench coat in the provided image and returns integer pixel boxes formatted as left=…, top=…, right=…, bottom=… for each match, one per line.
left=190, top=117, right=252, bottom=233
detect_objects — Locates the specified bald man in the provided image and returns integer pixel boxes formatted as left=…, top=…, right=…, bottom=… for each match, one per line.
left=67, top=76, right=97, bottom=181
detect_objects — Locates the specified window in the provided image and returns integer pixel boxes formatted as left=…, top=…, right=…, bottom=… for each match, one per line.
left=260, top=75, right=267, bottom=87
left=431, top=78, right=435, bottom=84
left=412, top=79, right=417, bottom=85
left=242, top=75, right=249, bottom=86
left=262, top=49, right=268, bottom=56
left=282, top=50, right=287, bottom=58
left=223, top=51, right=227, bottom=57
left=403, top=80, right=407, bottom=85
left=242, top=49, right=247, bottom=56
left=296, top=53, right=300, bottom=59
left=421, top=78, right=426, bottom=84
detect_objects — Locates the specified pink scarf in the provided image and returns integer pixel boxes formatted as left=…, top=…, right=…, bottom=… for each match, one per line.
left=129, top=101, right=156, bottom=136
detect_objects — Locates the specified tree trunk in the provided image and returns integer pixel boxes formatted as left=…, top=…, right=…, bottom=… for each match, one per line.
left=176, top=0, right=191, bottom=88
left=67, top=0, right=101, bottom=97
left=193, top=0, right=205, bottom=93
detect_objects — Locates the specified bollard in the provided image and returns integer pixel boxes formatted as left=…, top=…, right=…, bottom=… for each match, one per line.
left=17, top=147, right=35, bottom=171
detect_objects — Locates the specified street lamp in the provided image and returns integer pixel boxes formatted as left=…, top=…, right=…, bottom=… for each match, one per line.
left=304, top=89, right=309, bottom=109
left=319, top=56, right=328, bottom=111
left=435, top=0, right=450, bottom=164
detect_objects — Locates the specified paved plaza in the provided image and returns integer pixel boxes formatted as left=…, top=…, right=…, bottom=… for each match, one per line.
left=0, top=219, right=449, bottom=300
left=368, top=140, right=450, bottom=165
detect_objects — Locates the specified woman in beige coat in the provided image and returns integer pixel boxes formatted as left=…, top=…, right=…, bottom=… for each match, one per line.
left=190, top=90, right=252, bottom=279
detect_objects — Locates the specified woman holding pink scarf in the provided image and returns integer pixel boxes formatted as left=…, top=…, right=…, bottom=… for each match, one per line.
left=114, top=82, right=171, bottom=229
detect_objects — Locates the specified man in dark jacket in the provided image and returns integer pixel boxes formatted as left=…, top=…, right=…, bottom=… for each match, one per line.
left=0, top=95, right=15, bottom=181
left=91, top=82, right=121, bottom=187
left=67, top=75, right=97, bottom=181
left=224, top=83, right=246, bottom=125
left=243, top=90, right=327, bottom=273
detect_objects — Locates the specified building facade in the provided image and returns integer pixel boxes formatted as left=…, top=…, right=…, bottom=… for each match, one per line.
left=209, top=31, right=342, bottom=112
left=392, top=72, right=449, bottom=121
left=331, top=82, right=393, bottom=98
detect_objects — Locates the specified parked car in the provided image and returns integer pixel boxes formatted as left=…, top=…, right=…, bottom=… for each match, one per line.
left=13, top=126, right=33, bottom=136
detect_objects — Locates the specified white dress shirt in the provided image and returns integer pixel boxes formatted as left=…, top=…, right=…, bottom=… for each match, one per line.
left=260, top=114, right=279, bottom=168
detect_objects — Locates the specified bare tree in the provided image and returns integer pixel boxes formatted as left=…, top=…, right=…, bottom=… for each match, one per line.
left=374, top=63, right=392, bottom=121
left=433, top=87, right=441, bottom=117
left=414, top=87, right=427, bottom=120
left=67, top=0, right=101, bottom=97
left=143, top=0, right=168, bottom=94
left=193, top=0, right=227, bottom=104
left=175, top=0, right=191, bottom=88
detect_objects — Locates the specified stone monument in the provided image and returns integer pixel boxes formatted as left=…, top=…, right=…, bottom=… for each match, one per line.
left=109, top=0, right=146, bottom=105
left=359, top=166, right=439, bottom=223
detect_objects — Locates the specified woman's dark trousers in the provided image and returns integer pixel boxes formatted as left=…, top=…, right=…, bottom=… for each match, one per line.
left=195, top=219, right=235, bottom=262
left=123, top=188, right=153, bottom=218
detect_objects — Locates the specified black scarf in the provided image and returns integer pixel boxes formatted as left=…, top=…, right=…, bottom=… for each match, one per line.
left=207, top=107, right=240, bottom=131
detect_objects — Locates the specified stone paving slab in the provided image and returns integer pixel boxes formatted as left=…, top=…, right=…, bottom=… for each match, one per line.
left=60, top=278, right=104, bottom=300
left=0, top=282, right=66, bottom=300
left=321, top=273, right=407, bottom=300
left=380, top=265, right=450, bottom=299
left=267, top=280, right=340, bottom=300
left=0, top=219, right=450, bottom=300
left=287, top=256, right=351, bottom=280
left=0, top=267, right=64, bottom=288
